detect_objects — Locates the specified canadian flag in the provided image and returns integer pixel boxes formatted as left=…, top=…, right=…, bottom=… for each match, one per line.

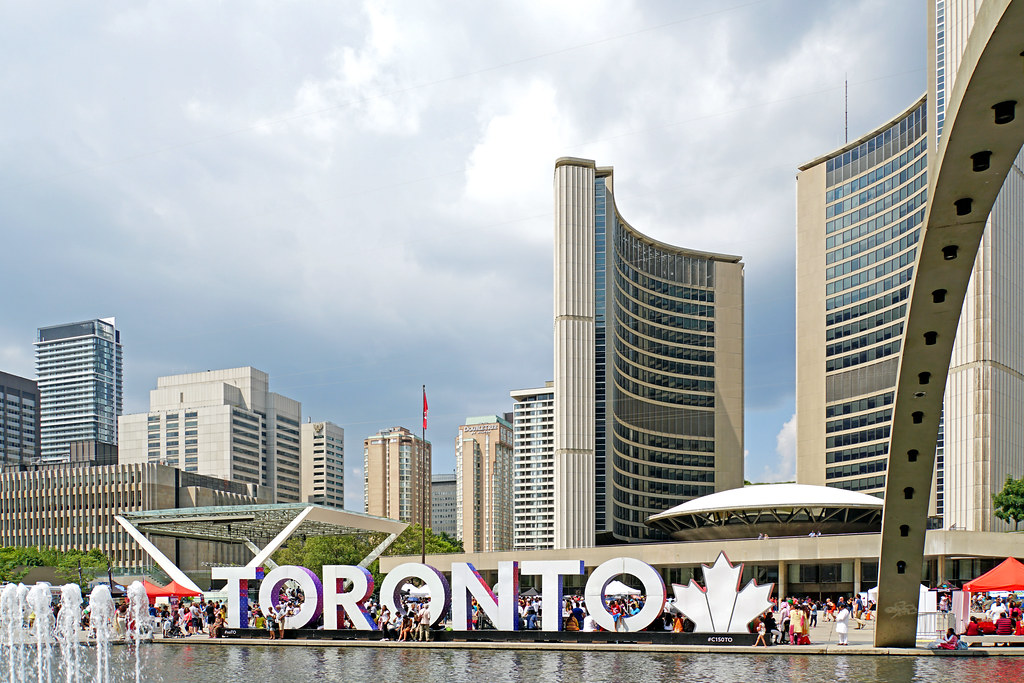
left=422, top=387, right=428, bottom=430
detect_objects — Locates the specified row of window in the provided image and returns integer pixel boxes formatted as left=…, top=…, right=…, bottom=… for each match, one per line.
left=826, top=266, right=913, bottom=312
left=613, top=422, right=715, bottom=454
left=825, top=338, right=901, bottom=372
left=825, top=408, right=892, bottom=435
left=826, top=229, right=919, bottom=282
left=614, top=375, right=716, bottom=408
left=826, top=304, right=906, bottom=343
left=826, top=321, right=904, bottom=358
left=825, top=247, right=916, bottom=296
left=827, top=132, right=926, bottom=200
left=615, top=229, right=716, bottom=288
left=617, top=318, right=715, bottom=350
left=616, top=289, right=715, bottom=332
left=827, top=476, right=885, bottom=493
left=826, top=185, right=927, bottom=252
left=614, top=355, right=714, bottom=394
left=827, top=285, right=910, bottom=328
left=613, top=456, right=716, bottom=482
left=826, top=207, right=925, bottom=269
left=614, top=337, right=715, bottom=377
left=615, top=272, right=715, bottom=318
left=615, top=259, right=716, bottom=302
left=825, top=392, right=894, bottom=419
left=825, top=104, right=926, bottom=190
left=825, top=425, right=890, bottom=449
left=826, top=153, right=927, bottom=218
left=613, top=436, right=716, bottom=468
left=826, top=442, right=888, bottom=465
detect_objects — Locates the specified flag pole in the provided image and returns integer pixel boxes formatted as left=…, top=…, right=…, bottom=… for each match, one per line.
left=421, top=384, right=427, bottom=565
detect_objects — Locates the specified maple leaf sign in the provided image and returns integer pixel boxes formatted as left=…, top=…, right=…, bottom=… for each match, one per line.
left=672, top=552, right=773, bottom=633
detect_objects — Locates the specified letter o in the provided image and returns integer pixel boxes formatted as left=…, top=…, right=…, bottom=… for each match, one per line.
left=379, top=563, right=451, bottom=627
left=583, top=557, right=666, bottom=632
left=258, top=565, right=323, bottom=629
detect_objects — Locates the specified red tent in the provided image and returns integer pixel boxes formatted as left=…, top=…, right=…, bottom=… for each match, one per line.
left=963, top=557, right=1024, bottom=592
left=144, top=580, right=202, bottom=600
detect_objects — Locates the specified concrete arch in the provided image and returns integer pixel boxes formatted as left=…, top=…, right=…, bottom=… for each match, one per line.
left=875, top=0, right=1024, bottom=647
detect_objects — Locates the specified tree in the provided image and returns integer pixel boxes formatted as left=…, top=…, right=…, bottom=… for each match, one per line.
left=993, top=475, right=1024, bottom=531
left=0, top=546, right=110, bottom=590
left=271, top=524, right=463, bottom=591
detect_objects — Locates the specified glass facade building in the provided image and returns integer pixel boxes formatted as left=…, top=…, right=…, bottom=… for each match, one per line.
left=554, top=158, right=744, bottom=546
left=800, top=2, right=1024, bottom=530
left=797, top=98, right=927, bottom=496
left=35, top=318, right=122, bottom=463
left=0, top=372, right=40, bottom=466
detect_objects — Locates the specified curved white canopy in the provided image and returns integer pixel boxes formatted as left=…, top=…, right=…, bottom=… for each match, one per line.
left=648, top=483, right=882, bottom=522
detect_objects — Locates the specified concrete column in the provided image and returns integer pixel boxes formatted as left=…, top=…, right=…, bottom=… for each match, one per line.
left=937, top=555, right=946, bottom=585
left=853, top=558, right=862, bottom=596
left=778, top=560, right=787, bottom=602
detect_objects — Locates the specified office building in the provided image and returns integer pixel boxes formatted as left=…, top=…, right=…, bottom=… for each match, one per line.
left=300, top=420, right=345, bottom=509
left=795, top=2, right=1024, bottom=531
left=363, top=426, right=431, bottom=527
left=510, top=382, right=555, bottom=550
left=431, top=472, right=457, bottom=538
left=0, top=462, right=266, bottom=570
left=932, top=0, right=1024, bottom=531
left=118, top=368, right=303, bottom=503
left=455, top=415, right=513, bottom=553
left=0, top=372, right=40, bottom=467
left=795, top=97, right=927, bottom=497
left=36, top=318, right=122, bottom=463
left=553, top=158, right=745, bottom=547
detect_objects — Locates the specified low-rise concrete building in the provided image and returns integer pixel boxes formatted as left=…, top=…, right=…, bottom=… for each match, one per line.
left=0, top=462, right=268, bottom=572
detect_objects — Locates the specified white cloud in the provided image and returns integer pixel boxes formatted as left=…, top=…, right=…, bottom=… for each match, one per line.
left=759, top=413, right=796, bottom=483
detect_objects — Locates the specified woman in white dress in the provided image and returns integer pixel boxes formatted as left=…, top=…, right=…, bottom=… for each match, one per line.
left=835, top=604, right=851, bottom=645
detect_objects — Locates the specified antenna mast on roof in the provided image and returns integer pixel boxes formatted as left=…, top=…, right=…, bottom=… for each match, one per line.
left=845, top=75, right=849, bottom=144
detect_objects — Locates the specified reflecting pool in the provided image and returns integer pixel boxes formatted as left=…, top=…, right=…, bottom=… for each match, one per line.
left=85, top=644, right=1024, bottom=683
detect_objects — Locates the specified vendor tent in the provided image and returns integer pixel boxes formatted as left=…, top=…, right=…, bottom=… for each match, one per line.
left=145, top=580, right=202, bottom=600
left=605, top=580, right=641, bottom=596
left=963, top=557, right=1024, bottom=592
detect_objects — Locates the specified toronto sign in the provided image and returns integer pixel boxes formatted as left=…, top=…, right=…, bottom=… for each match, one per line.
left=212, top=551, right=772, bottom=634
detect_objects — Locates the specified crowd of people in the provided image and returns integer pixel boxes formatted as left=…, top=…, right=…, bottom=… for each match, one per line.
left=749, top=595, right=872, bottom=647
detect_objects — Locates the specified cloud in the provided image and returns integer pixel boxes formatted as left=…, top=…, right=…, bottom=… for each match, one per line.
left=0, top=1, right=926, bottom=507
left=759, top=413, right=797, bottom=483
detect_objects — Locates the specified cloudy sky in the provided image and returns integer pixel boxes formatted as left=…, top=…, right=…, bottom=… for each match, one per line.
left=0, top=0, right=926, bottom=509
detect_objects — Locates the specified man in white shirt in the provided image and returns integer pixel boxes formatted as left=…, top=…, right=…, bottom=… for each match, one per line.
left=987, top=597, right=1007, bottom=623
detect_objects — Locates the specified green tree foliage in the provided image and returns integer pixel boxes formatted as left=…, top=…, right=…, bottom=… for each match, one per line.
left=0, top=546, right=110, bottom=589
left=993, top=475, right=1024, bottom=531
left=271, top=524, right=463, bottom=591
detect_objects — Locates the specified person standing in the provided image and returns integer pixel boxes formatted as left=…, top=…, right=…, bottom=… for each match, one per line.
left=779, top=600, right=791, bottom=644
left=417, top=601, right=432, bottom=642
left=835, top=603, right=851, bottom=646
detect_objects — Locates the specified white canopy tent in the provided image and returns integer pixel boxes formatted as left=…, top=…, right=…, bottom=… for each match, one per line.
left=605, top=580, right=641, bottom=597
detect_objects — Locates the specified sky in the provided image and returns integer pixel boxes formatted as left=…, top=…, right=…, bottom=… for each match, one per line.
left=0, top=0, right=927, bottom=510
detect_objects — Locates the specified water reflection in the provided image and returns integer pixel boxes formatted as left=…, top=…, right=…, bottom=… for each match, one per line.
left=54, top=644, right=1024, bottom=683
